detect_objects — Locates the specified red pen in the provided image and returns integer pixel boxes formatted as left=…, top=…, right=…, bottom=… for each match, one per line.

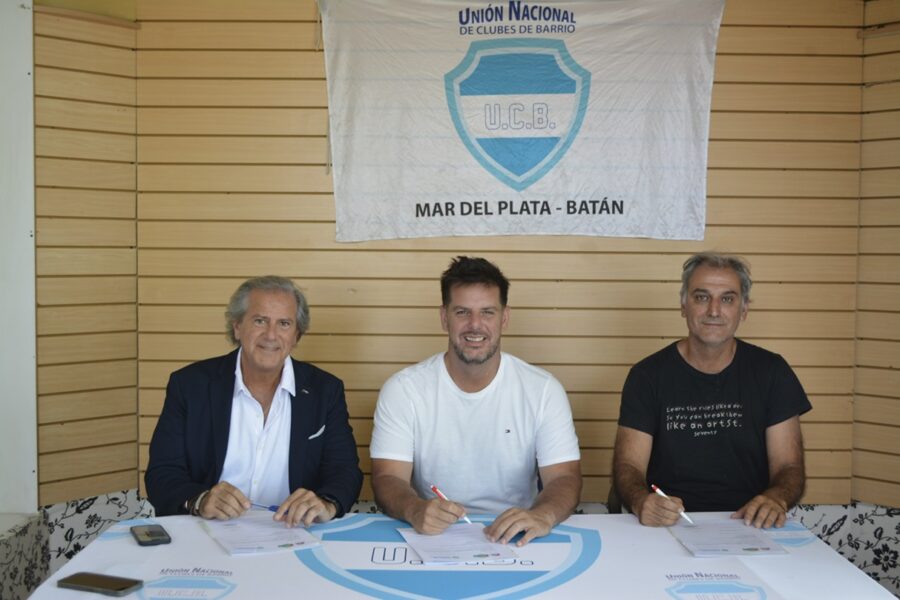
left=430, top=484, right=473, bottom=524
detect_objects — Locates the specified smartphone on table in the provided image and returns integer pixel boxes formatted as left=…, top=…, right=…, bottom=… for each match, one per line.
left=130, top=524, right=171, bottom=546
left=57, top=572, right=142, bottom=596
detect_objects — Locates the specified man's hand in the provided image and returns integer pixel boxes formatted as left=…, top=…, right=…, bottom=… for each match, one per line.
left=408, top=498, right=467, bottom=535
left=732, top=493, right=788, bottom=529
left=198, top=481, right=250, bottom=520
left=274, top=488, right=337, bottom=527
left=635, top=492, right=684, bottom=527
left=372, top=459, right=468, bottom=535
left=732, top=417, right=804, bottom=529
left=484, top=507, right=554, bottom=547
left=483, top=461, right=581, bottom=547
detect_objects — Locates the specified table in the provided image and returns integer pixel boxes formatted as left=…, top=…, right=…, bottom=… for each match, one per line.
left=31, top=512, right=894, bottom=599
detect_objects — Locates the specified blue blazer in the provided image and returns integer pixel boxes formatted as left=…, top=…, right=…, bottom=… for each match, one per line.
left=145, top=350, right=363, bottom=517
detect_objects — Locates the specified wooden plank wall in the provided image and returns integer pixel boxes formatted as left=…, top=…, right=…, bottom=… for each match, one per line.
left=130, top=0, right=865, bottom=505
left=33, top=9, right=139, bottom=504
left=854, top=0, right=900, bottom=506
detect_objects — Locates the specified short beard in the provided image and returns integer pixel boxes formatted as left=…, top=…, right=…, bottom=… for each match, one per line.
left=451, top=338, right=500, bottom=366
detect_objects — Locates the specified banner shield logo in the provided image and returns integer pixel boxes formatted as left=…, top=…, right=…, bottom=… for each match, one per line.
left=446, top=39, right=591, bottom=191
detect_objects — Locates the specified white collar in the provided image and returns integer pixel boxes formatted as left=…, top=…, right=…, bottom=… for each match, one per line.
left=234, top=348, right=296, bottom=399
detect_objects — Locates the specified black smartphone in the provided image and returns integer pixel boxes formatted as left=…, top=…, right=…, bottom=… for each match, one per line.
left=130, top=524, right=171, bottom=546
left=57, top=572, right=142, bottom=596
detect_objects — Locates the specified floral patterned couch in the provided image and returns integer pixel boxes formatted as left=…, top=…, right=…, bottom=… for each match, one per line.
left=43, top=489, right=154, bottom=575
left=791, top=502, right=899, bottom=597
left=0, top=489, right=155, bottom=600
left=0, top=513, right=47, bottom=600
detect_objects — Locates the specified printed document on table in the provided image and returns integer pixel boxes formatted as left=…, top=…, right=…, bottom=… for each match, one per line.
left=202, top=509, right=320, bottom=555
left=398, top=523, right=517, bottom=565
left=669, top=519, right=787, bottom=557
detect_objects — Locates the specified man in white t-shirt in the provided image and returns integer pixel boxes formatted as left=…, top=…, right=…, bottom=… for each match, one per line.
left=370, top=257, right=582, bottom=546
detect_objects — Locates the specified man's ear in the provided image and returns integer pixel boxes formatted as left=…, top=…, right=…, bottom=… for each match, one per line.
left=501, top=305, right=510, bottom=330
left=439, top=305, right=449, bottom=332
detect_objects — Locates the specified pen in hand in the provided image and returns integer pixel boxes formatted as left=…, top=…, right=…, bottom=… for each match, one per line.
left=430, top=484, right=473, bottom=524
left=251, top=503, right=279, bottom=512
left=651, top=484, right=695, bottom=525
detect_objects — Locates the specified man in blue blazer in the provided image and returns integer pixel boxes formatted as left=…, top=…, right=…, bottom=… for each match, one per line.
left=146, top=276, right=362, bottom=526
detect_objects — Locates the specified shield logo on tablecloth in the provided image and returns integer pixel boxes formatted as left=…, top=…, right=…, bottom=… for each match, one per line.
left=766, top=520, right=816, bottom=547
left=296, top=515, right=600, bottom=599
left=140, top=576, right=236, bottom=600
left=666, top=581, right=768, bottom=600
left=445, top=39, right=591, bottom=191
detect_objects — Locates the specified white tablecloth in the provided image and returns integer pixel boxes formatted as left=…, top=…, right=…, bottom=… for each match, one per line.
left=31, top=512, right=893, bottom=599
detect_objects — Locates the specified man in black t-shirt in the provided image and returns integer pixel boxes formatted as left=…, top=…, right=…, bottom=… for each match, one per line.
left=612, top=252, right=811, bottom=529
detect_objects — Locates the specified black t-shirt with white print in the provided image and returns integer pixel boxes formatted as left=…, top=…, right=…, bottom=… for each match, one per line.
left=618, top=339, right=812, bottom=512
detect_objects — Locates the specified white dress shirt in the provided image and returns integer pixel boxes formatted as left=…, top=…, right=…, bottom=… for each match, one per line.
left=219, top=349, right=294, bottom=507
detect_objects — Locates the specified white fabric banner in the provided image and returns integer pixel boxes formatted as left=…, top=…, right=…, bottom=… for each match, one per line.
left=320, top=0, right=724, bottom=242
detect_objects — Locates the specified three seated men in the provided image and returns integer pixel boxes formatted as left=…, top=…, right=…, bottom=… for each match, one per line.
left=147, top=252, right=808, bottom=536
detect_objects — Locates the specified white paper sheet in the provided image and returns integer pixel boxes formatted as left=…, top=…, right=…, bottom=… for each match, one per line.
left=202, top=510, right=320, bottom=556
left=669, top=519, right=787, bottom=557
left=398, top=523, right=518, bottom=565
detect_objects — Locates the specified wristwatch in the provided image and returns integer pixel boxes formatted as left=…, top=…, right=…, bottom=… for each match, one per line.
left=188, top=490, right=210, bottom=517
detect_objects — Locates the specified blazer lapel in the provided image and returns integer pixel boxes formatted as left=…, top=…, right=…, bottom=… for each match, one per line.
left=210, top=349, right=238, bottom=480
left=288, top=359, right=313, bottom=490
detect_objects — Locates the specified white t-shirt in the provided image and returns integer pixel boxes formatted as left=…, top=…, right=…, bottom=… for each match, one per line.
left=370, top=352, right=580, bottom=514
left=219, top=349, right=293, bottom=507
